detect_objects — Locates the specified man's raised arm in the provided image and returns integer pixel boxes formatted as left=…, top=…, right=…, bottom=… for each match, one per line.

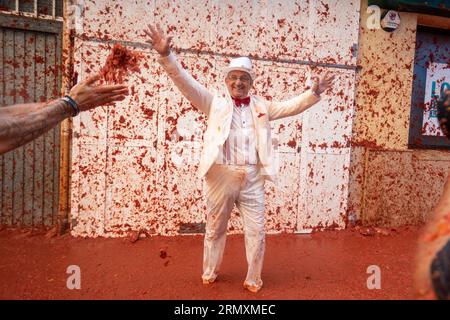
left=145, top=24, right=213, bottom=115
left=268, top=71, right=335, bottom=121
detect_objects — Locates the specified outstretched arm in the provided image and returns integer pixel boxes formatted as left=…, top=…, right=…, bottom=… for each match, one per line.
left=0, top=74, right=129, bottom=155
left=268, top=71, right=335, bottom=121
left=145, top=24, right=213, bottom=115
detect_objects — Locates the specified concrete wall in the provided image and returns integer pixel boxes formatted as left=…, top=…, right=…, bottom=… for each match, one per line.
left=348, top=0, right=450, bottom=227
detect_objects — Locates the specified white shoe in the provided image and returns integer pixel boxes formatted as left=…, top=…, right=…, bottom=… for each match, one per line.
left=202, top=276, right=217, bottom=285
left=243, top=280, right=263, bottom=293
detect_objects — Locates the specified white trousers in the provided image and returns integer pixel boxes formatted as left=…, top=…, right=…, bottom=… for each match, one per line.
left=202, top=163, right=265, bottom=287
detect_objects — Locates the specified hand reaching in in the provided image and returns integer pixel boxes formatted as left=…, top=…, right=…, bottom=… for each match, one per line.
left=69, top=74, right=129, bottom=111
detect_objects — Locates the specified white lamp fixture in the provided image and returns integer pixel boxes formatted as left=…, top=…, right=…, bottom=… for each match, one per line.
left=381, top=10, right=401, bottom=32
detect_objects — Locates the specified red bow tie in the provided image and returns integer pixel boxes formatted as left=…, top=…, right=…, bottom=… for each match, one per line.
left=232, top=96, right=250, bottom=107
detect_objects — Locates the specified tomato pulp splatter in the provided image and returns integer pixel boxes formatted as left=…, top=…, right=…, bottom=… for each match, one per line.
left=101, top=44, right=143, bottom=84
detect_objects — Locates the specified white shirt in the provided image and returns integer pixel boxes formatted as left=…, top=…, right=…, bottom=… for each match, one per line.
left=217, top=101, right=258, bottom=165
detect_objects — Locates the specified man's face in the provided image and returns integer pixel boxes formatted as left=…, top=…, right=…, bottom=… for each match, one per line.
left=225, top=71, right=253, bottom=99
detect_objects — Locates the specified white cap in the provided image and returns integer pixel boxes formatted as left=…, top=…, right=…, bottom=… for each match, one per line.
left=224, top=57, right=256, bottom=81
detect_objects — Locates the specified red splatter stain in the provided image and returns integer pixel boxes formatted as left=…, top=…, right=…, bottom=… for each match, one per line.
left=277, top=19, right=286, bottom=28
left=287, top=139, right=296, bottom=148
left=141, top=105, right=155, bottom=120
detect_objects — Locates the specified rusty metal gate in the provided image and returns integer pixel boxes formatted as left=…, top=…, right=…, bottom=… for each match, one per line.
left=0, top=6, right=63, bottom=227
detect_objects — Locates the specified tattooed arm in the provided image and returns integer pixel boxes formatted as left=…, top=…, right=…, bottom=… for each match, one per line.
left=0, top=100, right=72, bottom=154
left=0, top=74, right=129, bottom=155
left=1, top=102, right=50, bottom=116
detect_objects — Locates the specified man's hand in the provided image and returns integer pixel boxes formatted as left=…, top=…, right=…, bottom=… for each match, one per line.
left=311, top=71, right=335, bottom=96
left=69, top=74, right=129, bottom=112
left=144, top=23, right=173, bottom=57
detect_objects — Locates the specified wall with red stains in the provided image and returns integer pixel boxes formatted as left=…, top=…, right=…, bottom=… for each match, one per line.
left=69, top=0, right=361, bottom=237
left=348, top=0, right=450, bottom=227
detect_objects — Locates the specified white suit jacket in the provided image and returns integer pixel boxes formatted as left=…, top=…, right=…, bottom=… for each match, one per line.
left=158, top=53, right=321, bottom=182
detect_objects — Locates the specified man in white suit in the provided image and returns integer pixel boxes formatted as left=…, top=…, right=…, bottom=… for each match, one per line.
left=145, top=24, right=334, bottom=293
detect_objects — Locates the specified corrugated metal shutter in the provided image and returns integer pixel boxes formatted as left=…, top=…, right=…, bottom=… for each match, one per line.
left=0, top=14, right=63, bottom=227
left=69, top=0, right=361, bottom=237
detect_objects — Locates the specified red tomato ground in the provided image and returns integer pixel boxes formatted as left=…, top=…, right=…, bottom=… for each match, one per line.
left=0, top=226, right=420, bottom=299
